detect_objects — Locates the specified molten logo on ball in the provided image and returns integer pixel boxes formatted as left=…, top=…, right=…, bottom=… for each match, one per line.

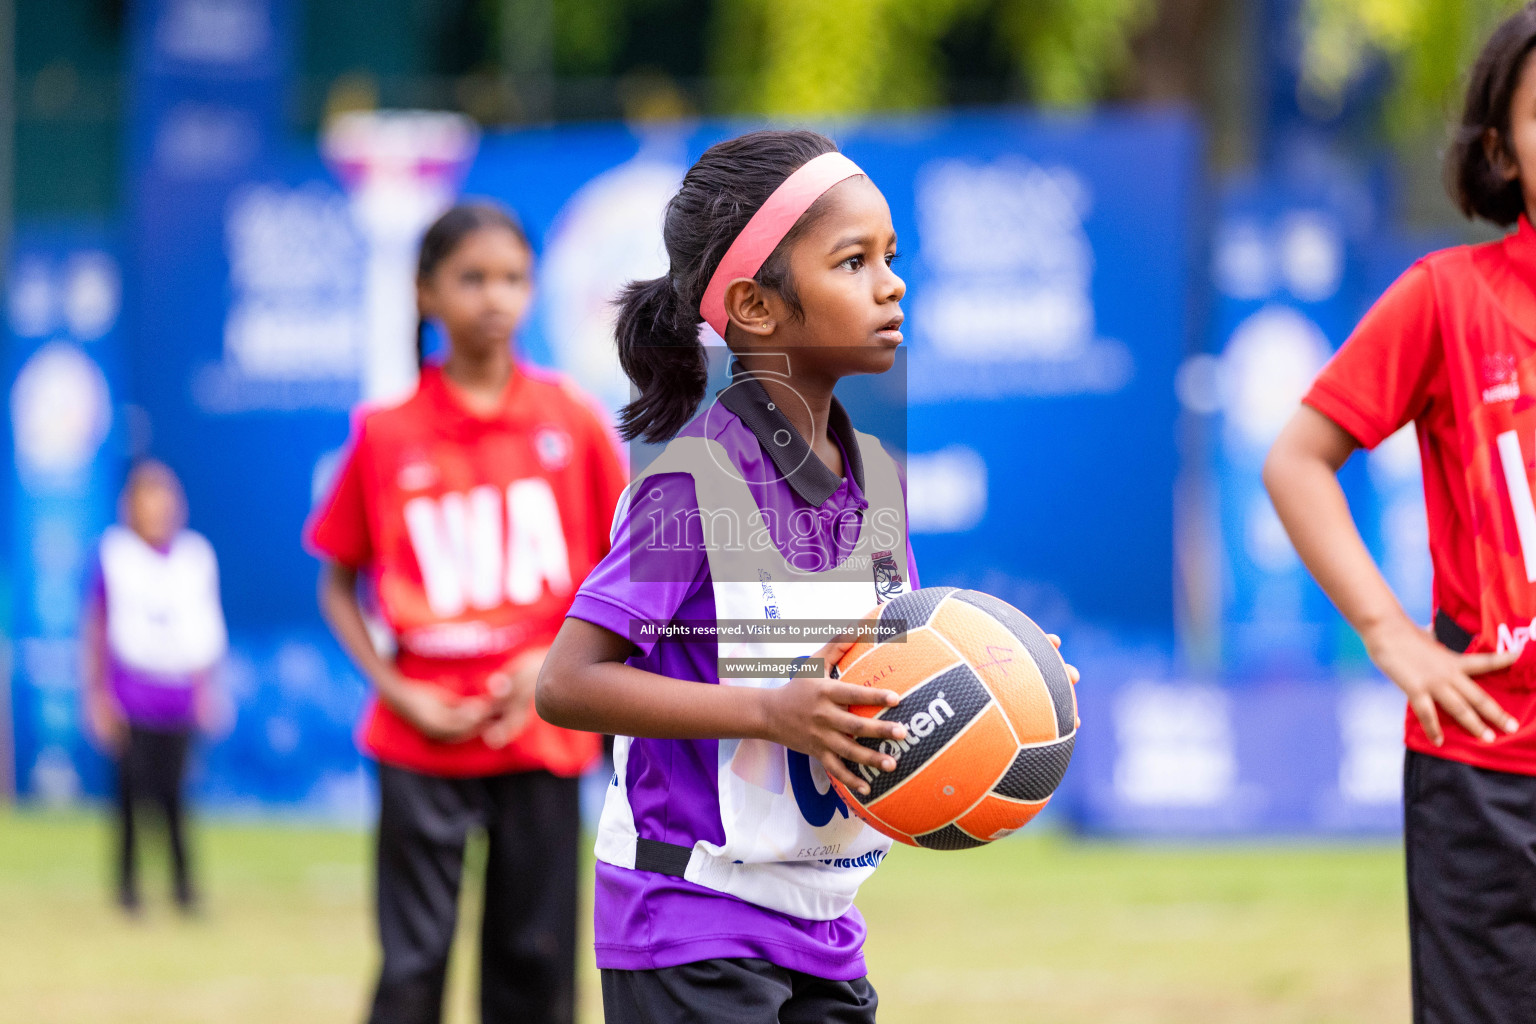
left=858, top=691, right=957, bottom=785
left=830, top=586, right=1077, bottom=850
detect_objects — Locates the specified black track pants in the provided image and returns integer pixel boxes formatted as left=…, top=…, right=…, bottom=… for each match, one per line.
left=1405, top=749, right=1536, bottom=1024
left=366, top=764, right=580, bottom=1024
left=116, top=724, right=193, bottom=906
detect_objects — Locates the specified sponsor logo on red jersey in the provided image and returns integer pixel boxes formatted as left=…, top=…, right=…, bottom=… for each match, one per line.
left=1481, top=352, right=1521, bottom=404
left=534, top=426, right=573, bottom=470
left=1495, top=616, right=1536, bottom=657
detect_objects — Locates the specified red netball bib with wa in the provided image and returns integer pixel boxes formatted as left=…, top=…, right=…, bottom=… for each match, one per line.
left=1423, top=243, right=1536, bottom=771
left=308, top=365, right=627, bottom=778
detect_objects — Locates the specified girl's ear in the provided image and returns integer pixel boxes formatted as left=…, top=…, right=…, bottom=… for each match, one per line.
left=722, top=278, right=778, bottom=339
left=1485, top=127, right=1521, bottom=182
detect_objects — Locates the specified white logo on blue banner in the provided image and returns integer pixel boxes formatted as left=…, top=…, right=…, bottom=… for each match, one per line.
left=11, top=342, right=112, bottom=482
left=908, top=156, right=1132, bottom=401
left=1220, top=304, right=1331, bottom=454
left=155, top=0, right=272, bottom=66
left=193, top=181, right=366, bottom=412
left=1337, top=684, right=1405, bottom=806
left=907, top=445, right=987, bottom=534
left=64, top=252, right=121, bottom=341
left=1112, top=682, right=1237, bottom=807
left=224, top=183, right=364, bottom=379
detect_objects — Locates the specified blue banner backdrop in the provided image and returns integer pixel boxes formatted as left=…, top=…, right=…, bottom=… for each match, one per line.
left=1059, top=169, right=1435, bottom=836
left=1199, top=171, right=1398, bottom=677
left=1068, top=664, right=1404, bottom=836
left=6, top=224, right=127, bottom=800
left=15, top=89, right=1422, bottom=834
left=108, top=108, right=1205, bottom=813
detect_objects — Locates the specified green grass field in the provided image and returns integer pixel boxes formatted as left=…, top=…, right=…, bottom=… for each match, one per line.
left=0, top=807, right=1410, bottom=1023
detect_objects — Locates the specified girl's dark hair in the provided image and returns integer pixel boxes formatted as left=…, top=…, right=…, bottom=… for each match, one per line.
left=1447, top=3, right=1536, bottom=225
left=416, top=200, right=530, bottom=368
left=614, top=129, right=840, bottom=443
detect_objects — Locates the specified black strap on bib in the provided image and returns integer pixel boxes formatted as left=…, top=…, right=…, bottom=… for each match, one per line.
left=1434, top=610, right=1474, bottom=655
left=634, top=838, right=692, bottom=877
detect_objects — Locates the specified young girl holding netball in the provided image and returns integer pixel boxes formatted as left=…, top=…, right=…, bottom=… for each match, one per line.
left=1267, top=6, right=1536, bottom=1018
left=536, top=129, right=919, bottom=1021
left=307, top=201, right=626, bottom=1024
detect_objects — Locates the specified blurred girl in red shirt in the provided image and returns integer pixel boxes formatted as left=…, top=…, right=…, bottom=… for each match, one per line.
left=307, top=201, right=626, bottom=1024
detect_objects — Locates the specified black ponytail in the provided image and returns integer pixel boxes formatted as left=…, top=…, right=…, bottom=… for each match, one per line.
left=614, top=129, right=840, bottom=443
left=416, top=199, right=531, bottom=369
left=614, top=275, right=707, bottom=443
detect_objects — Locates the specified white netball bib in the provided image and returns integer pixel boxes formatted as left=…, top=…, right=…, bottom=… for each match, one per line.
left=596, top=433, right=911, bottom=921
left=99, top=525, right=228, bottom=679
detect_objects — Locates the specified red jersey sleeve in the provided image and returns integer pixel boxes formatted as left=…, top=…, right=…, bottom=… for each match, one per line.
left=1303, top=261, right=1443, bottom=449
left=305, top=428, right=373, bottom=569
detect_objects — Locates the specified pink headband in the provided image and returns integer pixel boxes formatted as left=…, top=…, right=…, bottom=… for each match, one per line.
left=698, top=151, right=865, bottom=338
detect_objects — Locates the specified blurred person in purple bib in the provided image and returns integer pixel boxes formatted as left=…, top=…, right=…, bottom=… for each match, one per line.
left=83, top=460, right=227, bottom=915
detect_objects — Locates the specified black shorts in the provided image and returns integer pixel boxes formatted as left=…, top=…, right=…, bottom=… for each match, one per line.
left=601, top=958, right=877, bottom=1024
left=1404, top=749, right=1536, bottom=1023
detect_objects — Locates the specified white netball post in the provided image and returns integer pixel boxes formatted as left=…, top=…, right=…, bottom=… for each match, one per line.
left=322, top=111, right=480, bottom=405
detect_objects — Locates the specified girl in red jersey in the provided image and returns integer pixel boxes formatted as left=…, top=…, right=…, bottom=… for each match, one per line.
left=1266, top=7, right=1536, bottom=1020
left=306, top=201, right=627, bottom=1024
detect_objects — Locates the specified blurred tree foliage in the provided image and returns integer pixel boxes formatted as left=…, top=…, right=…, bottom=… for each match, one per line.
left=994, top=0, right=1158, bottom=107
left=1300, top=0, right=1527, bottom=139
left=549, top=0, right=625, bottom=73
left=712, top=0, right=1156, bottom=115
left=708, top=0, right=978, bottom=115
left=521, top=0, right=1156, bottom=116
